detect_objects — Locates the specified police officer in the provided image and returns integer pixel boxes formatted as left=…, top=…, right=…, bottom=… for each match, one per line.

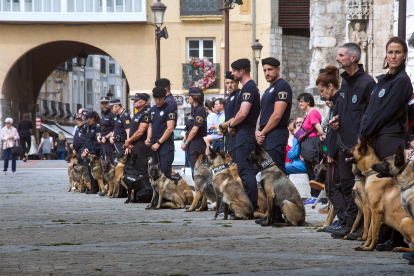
left=125, top=93, right=150, bottom=181
left=155, top=78, right=177, bottom=113
left=81, top=111, right=101, bottom=194
left=181, top=87, right=207, bottom=171
left=145, top=87, right=176, bottom=180
left=329, top=42, right=376, bottom=238
left=219, top=72, right=241, bottom=160
left=97, top=97, right=115, bottom=164
left=73, top=114, right=87, bottom=164
left=109, top=98, right=131, bottom=160
left=227, top=58, right=260, bottom=209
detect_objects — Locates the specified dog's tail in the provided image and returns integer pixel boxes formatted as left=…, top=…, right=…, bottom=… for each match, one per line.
left=253, top=211, right=266, bottom=219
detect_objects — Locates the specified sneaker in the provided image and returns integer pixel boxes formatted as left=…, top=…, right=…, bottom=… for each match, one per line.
left=12, top=171, right=17, bottom=175
left=331, top=225, right=352, bottom=238
left=255, top=216, right=267, bottom=225
left=318, top=205, right=329, bottom=214
left=3, top=171, right=6, bottom=175
left=303, top=197, right=322, bottom=205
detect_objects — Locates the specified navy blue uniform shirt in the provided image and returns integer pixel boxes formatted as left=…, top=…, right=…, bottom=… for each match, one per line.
left=233, top=80, right=260, bottom=127
left=260, top=78, right=292, bottom=128
left=164, top=94, right=177, bottom=112
left=186, top=105, right=207, bottom=138
left=149, top=103, right=176, bottom=139
left=100, top=110, right=116, bottom=136
left=74, top=124, right=87, bottom=152
left=113, top=109, right=130, bottom=137
left=83, top=122, right=101, bottom=154
left=225, top=89, right=241, bottom=122
left=130, top=108, right=149, bottom=142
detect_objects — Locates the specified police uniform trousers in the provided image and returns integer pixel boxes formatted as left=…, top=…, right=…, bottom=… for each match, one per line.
left=152, top=140, right=174, bottom=180
left=188, top=136, right=206, bottom=171
left=338, top=149, right=359, bottom=227
left=100, top=142, right=114, bottom=164
left=76, top=145, right=84, bottom=165
left=226, top=133, right=237, bottom=161
left=235, top=126, right=258, bottom=209
left=133, top=140, right=150, bottom=182
left=326, top=160, right=347, bottom=226
left=113, top=142, right=124, bottom=160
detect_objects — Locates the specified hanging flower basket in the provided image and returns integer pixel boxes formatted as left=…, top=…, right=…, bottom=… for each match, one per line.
left=186, top=57, right=218, bottom=90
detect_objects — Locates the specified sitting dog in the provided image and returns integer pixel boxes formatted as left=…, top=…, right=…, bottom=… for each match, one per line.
left=100, top=157, right=116, bottom=197
left=122, top=152, right=152, bottom=204
left=147, top=161, right=187, bottom=209
left=67, top=154, right=78, bottom=192
left=208, top=147, right=254, bottom=220
left=85, top=154, right=106, bottom=193
left=246, top=144, right=305, bottom=226
left=71, top=162, right=92, bottom=193
left=112, top=155, right=128, bottom=198
left=171, top=169, right=194, bottom=205
left=346, top=137, right=414, bottom=251
left=186, top=152, right=216, bottom=212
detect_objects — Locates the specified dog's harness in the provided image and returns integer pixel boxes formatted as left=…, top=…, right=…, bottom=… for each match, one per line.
left=212, top=164, right=228, bottom=175
left=401, top=183, right=414, bottom=193
left=364, top=172, right=377, bottom=178
left=225, top=160, right=236, bottom=168
left=260, top=157, right=275, bottom=171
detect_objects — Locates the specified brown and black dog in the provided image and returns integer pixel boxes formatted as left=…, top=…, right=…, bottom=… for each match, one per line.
left=85, top=154, right=106, bottom=193
left=112, top=155, right=128, bottom=198
left=346, top=137, right=414, bottom=251
left=100, top=157, right=115, bottom=197
left=71, top=162, right=92, bottom=193
left=208, top=147, right=254, bottom=220
left=67, top=154, right=78, bottom=192
left=171, top=169, right=194, bottom=205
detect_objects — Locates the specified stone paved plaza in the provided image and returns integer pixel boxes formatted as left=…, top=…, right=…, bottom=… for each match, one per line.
left=1, top=160, right=414, bottom=275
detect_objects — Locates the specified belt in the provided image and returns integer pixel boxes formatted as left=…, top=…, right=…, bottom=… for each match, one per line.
left=237, top=124, right=256, bottom=130
left=259, top=125, right=287, bottom=131
left=213, top=138, right=223, bottom=142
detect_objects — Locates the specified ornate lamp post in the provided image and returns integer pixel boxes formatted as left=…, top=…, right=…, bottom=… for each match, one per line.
left=251, top=39, right=263, bottom=85
left=38, top=76, right=64, bottom=99
left=151, top=0, right=168, bottom=80
left=77, top=48, right=88, bottom=67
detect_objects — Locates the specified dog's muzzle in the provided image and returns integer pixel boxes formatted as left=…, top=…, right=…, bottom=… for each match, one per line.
left=345, top=157, right=354, bottom=163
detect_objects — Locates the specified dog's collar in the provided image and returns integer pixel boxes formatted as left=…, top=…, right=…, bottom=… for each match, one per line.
left=225, top=160, right=236, bottom=168
left=365, top=172, right=377, bottom=178
left=396, top=159, right=412, bottom=178
left=213, top=164, right=228, bottom=174
left=401, top=182, right=414, bottom=193
left=151, top=173, right=161, bottom=181
left=261, top=158, right=274, bottom=170
left=354, top=178, right=363, bottom=181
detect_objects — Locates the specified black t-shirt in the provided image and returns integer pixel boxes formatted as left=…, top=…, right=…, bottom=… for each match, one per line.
left=260, top=78, right=292, bottom=127
left=186, top=105, right=207, bottom=138
left=56, top=139, right=67, bottom=149
left=149, top=103, right=176, bottom=139
left=225, top=89, right=241, bottom=122
left=130, top=108, right=149, bottom=143
left=100, top=110, right=116, bottom=136
left=18, top=121, right=33, bottom=136
left=113, top=109, right=131, bottom=137
left=164, top=94, right=178, bottom=112
left=234, top=80, right=260, bottom=127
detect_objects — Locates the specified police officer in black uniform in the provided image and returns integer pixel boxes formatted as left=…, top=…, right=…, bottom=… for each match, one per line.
left=109, top=98, right=131, bottom=160
left=81, top=111, right=101, bottom=194
left=181, top=87, right=207, bottom=171
left=219, top=72, right=241, bottom=160
left=329, top=42, right=376, bottom=238
left=73, top=114, right=88, bottom=164
left=97, top=97, right=115, bottom=164
left=145, top=87, right=176, bottom=180
left=125, top=93, right=150, bottom=181
left=155, top=78, right=177, bottom=113
left=227, top=58, right=260, bottom=209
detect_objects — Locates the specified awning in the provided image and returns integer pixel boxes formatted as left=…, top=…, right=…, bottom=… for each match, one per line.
left=41, top=123, right=73, bottom=143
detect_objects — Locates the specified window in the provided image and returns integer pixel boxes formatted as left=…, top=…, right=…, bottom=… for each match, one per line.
left=95, top=0, right=102, bottom=12
left=76, top=0, right=83, bottom=12
left=133, top=0, right=141, bottom=12
left=106, top=0, right=113, bottom=12
left=86, top=79, right=93, bottom=92
left=53, top=0, right=60, bottom=12
left=187, top=39, right=215, bottom=62
left=109, top=63, right=115, bottom=74
left=109, top=85, right=115, bottom=97
left=25, top=0, right=32, bottom=12
left=86, top=79, right=93, bottom=106
left=87, top=56, right=93, bottom=67
left=13, top=0, right=20, bottom=12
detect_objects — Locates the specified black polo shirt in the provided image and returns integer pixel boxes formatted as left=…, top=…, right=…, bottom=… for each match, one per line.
left=259, top=78, right=292, bottom=128
left=165, top=93, right=177, bottom=112
left=149, top=102, right=176, bottom=139
left=233, top=80, right=260, bottom=127
left=225, top=89, right=241, bottom=122
left=326, top=91, right=341, bottom=159
left=83, top=122, right=101, bottom=154
left=100, top=110, right=116, bottom=136
left=113, top=109, right=130, bottom=137
left=130, top=108, right=149, bottom=142
left=186, top=105, right=207, bottom=138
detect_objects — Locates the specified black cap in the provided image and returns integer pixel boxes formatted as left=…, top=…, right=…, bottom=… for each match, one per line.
left=188, top=87, right=203, bottom=96
left=231, top=58, right=250, bottom=69
left=83, top=111, right=93, bottom=123
left=81, top=110, right=88, bottom=116
left=261, top=57, right=280, bottom=68
left=131, top=93, right=146, bottom=101
left=225, top=71, right=234, bottom=80
left=152, top=87, right=167, bottom=98
left=155, top=78, right=170, bottom=87
left=100, top=97, right=110, bottom=103
left=108, top=98, right=122, bottom=107
left=141, top=93, right=150, bottom=101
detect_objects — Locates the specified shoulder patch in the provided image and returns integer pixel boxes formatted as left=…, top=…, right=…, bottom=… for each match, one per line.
left=145, top=116, right=149, bottom=123
left=169, top=113, right=176, bottom=120
left=278, top=91, right=288, bottom=100
left=242, top=93, right=250, bottom=100
left=196, top=116, right=204, bottom=124
left=125, top=120, right=130, bottom=124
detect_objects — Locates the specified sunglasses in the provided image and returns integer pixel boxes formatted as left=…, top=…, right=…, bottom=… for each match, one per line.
left=5, top=122, right=11, bottom=124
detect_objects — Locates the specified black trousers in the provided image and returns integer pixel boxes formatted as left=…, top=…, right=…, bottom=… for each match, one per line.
left=152, top=150, right=174, bottom=180
left=85, top=159, right=99, bottom=193
left=133, top=141, right=150, bottom=182
left=338, top=149, right=358, bottom=227
left=20, top=135, right=31, bottom=155
left=188, top=136, right=207, bottom=171
left=113, top=142, right=124, bottom=160
left=304, top=159, right=321, bottom=198
left=326, top=159, right=347, bottom=225
left=100, top=142, right=114, bottom=164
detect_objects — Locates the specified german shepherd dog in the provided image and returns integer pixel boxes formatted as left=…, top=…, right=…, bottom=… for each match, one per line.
left=246, top=144, right=305, bottom=226
left=85, top=154, right=106, bottom=193
left=208, top=147, right=254, bottom=220
left=71, top=162, right=92, bottom=193
left=100, top=157, right=116, bottom=197
left=171, top=169, right=194, bottom=205
left=186, top=152, right=216, bottom=212
left=345, top=137, right=414, bottom=251
left=147, top=161, right=187, bottom=209
left=112, top=155, right=128, bottom=198
left=66, top=154, right=78, bottom=192
left=372, top=145, right=414, bottom=222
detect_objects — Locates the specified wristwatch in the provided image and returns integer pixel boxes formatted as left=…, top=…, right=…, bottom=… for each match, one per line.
left=228, top=122, right=232, bottom=128
left=219, top=123, right=223, bottom=130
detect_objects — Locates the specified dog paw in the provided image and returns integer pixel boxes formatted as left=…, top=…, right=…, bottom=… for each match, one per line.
left=392, top=247, right=405, bottom=252
left=210, top=217, right=217, bottom=221
left=184, top=209, right=192, bottom=212
left=354, top=246, right=364, bottom=251
left=316, top=228, right=324, bottom=232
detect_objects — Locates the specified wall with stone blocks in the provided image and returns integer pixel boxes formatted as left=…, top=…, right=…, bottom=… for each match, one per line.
left=281, top=35, right=311, bottom=119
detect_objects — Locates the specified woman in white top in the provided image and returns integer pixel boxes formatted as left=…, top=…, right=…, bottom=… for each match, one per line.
left=37, top=131, right=54, bottom=160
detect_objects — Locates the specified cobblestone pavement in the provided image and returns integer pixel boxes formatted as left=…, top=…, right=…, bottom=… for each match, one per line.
left=1, top=160, right=414, bottom=275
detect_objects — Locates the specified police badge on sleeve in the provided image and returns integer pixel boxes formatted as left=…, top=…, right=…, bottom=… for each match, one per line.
left=169, top=113, right=176, bottom=120
left=278, top=92, right=288, bottom=100
left=242, top=93, right=250, bottom=100
left=196, top=116, right=204, bottom=124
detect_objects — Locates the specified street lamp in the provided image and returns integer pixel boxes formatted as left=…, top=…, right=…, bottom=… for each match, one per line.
left=151, top=0, right=168, bottom=80
left=251, top=39, right=263, bottom=85
left=77, top=48, right=88, bottom=67
left=106, top=89, right=113, bottom=100
left=38, top=76, right=64, bottom=99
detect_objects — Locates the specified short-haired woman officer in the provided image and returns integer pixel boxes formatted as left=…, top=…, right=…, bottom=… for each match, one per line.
left=181, top=87, right=207, bottom=173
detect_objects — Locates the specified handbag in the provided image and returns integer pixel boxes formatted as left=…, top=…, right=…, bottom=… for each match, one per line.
left=294, top=115, right=317, bottom=143
left=11, top=142, right=23, bottom=156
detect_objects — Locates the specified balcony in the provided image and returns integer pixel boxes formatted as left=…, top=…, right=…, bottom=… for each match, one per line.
left=182, top=62, right=220, bottom=90
left=180, top=0, right=222, bottom=16
left=0, top=0, right=147, bottom=22
left=100, top=57, right=106, bottom=74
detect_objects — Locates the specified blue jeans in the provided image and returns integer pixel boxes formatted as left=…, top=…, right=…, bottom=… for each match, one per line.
left=3, top=148, right=16, bottom=172
left=285, top=163, right=307, bottom=175
left=56, top=149, right=66, bottom=160
left=212, top=140, right=223, bottom=152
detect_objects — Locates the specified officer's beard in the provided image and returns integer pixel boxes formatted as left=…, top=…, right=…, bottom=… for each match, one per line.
left=102, top=108, right=109, bottom=114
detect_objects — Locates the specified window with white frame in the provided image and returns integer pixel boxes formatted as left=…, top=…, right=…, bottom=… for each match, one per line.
left=109, top=63, right=115, bottom=74
left=187, top=39, right=215, bottom=63
left=86, top=79, right=93, bottom=105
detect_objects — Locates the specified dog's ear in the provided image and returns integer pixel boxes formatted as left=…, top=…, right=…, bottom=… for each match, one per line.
left=209, top=147, right=216, bottom=158
left=395, top=145, right=405, bottom=168
left=312, top=158, right=318, bottom=169
left=215, top=146, right=221, bottom=153
left=195, top=151, right=200, bottom=160
left=357, top=135, right=369, bottom=155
